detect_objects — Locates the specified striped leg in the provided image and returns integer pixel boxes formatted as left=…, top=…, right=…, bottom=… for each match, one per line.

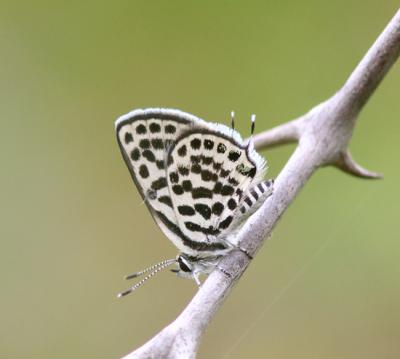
left=239, top=179, right=274, bottom=217
left=225, top=179, right=274, bottom=249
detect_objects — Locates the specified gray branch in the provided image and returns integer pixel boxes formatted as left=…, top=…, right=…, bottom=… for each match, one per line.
left=123, top=9, right=400, bottom=359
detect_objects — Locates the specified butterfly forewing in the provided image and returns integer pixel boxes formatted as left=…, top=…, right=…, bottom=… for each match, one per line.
left=116, top=109, right=234, bottom=254
left=166, top=130, right=263, bottom=247
left=116, top=110, right=206, bottom=240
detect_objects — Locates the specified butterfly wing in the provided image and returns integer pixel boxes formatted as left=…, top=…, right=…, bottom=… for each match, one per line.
left=116, top=108, right=269, bottom=258
left=116, top=108, right=210, bottom=251
left=166, top=128, right=267, bottom=256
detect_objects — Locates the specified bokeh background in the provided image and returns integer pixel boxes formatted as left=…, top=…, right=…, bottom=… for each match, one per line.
left=2, top=1, right=399, bottom=358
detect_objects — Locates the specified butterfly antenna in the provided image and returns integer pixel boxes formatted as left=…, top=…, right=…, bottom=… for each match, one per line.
left=230, top=111, right=235, bottom=130
left=118, top=259, right=177, bottom=298
left=246, top=114, right=256, bottom=149
left=124, top=258, right=176, bottom=280
left=250, top=114, right=256, bottom=136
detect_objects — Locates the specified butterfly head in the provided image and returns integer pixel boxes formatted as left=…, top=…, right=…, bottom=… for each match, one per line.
left=118, top=254, right=221, bottom=297
left=171, top=253, right=222, bottom=286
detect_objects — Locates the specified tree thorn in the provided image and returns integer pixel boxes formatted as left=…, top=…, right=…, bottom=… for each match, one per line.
left=336, top=150, right=383, bottom=179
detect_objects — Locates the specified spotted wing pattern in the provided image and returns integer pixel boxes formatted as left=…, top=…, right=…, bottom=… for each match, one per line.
left=116, top=108, right=270, bottom=257
left=166, top=129, right=266, bottom=250
left=116, top=109, right=205, bottom=252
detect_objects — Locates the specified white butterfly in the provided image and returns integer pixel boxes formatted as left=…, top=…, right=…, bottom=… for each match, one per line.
left=115, top=108, right=273, bottom=296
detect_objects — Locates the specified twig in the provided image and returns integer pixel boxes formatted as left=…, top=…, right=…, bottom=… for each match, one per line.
left=122, top=9, right=400, bottom=359
left=252, top=118, right=301, bottom=149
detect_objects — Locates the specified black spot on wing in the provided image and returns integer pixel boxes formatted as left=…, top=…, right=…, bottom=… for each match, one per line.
left=221, top=185, right=234, bottom=196
left=172, top=184, right=184, bottom=195
left=156, top=160, right=165, bottom=169
left=177, top=145, right=187, bottom=157
left=139, top=139, right=150, bottom=149
left=219, top=215, right=233, bottom=229
left=167, top=155, right=174, bottom=166
left=258, top=182, right=265, bottom=193
left=165, top=124, right=176, bottom=134
left=191, top=164, right=201, bottom=174
left=204, top=139, right=214, bottom=150
left=130, top=148, right=140, bottom=161
left=194, top=203, right=211, bottom=220
left=192, top=187, right=213, bottom=199
left=151, top=177, right=167, bottom=190
left=228, top=150, right=241, bottom=162
left=201, top=156, right=213, bottom=165
left=190, top=138, right=201, bottom=150
left=247, top=167, right=256, bottom=178
left=228, top=198, right=237, bottom=210
left=213, top=182, right=222, bottom=194
left=151, top=139, right=164, bottom=149
left=184, top=222, right=220, bottom=236
left=217, top=143, right=226, bottom=153
left=136, top=124, right=146, bottom=134
left=178, top=167, right=190, bottom=176
left=212, top=202, right=224, bottom=216
left=191, top=155, right=200, bottom=164
left=124, top=132, right=133, bottom=144
left=178, top=205, right=195, bottom=216
left=169, top=172, right=179, bottom=183
left=201, top=169, right=214, bottom=182
left=139, top=164, right=149, bottom=178
left=213, top=162, right=222, bottom=171
left=220, top=169, right=230, bottom=178
left=149, top=122, right=161, bottom=133
left=142, top=149, right=156, bottom=162
left=182, top=180, right=192, bottom=192
left=158, top=196, right=173, bottom=208
left=228, top=177, right=239, bottom=186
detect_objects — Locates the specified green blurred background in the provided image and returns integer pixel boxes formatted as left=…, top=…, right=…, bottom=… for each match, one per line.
left=1, top=1, right=399, bottom=358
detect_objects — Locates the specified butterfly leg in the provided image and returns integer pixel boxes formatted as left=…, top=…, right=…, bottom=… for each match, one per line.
left=239, top=179, right=274, bottom=219
left=193, top=272, right=201, bottom=287
left=226, top=179, right=274, bottom=249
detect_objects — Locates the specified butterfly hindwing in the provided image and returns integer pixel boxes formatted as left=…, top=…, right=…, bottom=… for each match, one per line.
left=166, top=130, right=265, bottom=248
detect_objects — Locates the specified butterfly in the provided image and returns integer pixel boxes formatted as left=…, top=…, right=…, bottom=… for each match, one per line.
left=115, top=108, right=273, bottom=296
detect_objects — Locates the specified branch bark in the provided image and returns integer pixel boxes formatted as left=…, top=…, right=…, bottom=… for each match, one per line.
left=123, top=9, right=400, bottom=359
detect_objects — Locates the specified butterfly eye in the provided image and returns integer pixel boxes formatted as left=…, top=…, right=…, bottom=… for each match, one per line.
left=178, top=256, right=192, bottom=273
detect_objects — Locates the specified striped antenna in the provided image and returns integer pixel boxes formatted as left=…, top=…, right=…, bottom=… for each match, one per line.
left=124, top=258, right=176, bottom=280
left=118, top=259, right=176, bottom=297
left=231, top=111, right=235, bottom=130
left=250, top=114, right=256, bottom=136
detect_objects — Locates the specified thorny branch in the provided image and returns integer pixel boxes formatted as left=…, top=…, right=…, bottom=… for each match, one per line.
left=123, top=9, right=400, bottom=359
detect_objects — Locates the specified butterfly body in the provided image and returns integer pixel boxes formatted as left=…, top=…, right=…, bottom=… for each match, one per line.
left=116, top=108, right=273, bottom=294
